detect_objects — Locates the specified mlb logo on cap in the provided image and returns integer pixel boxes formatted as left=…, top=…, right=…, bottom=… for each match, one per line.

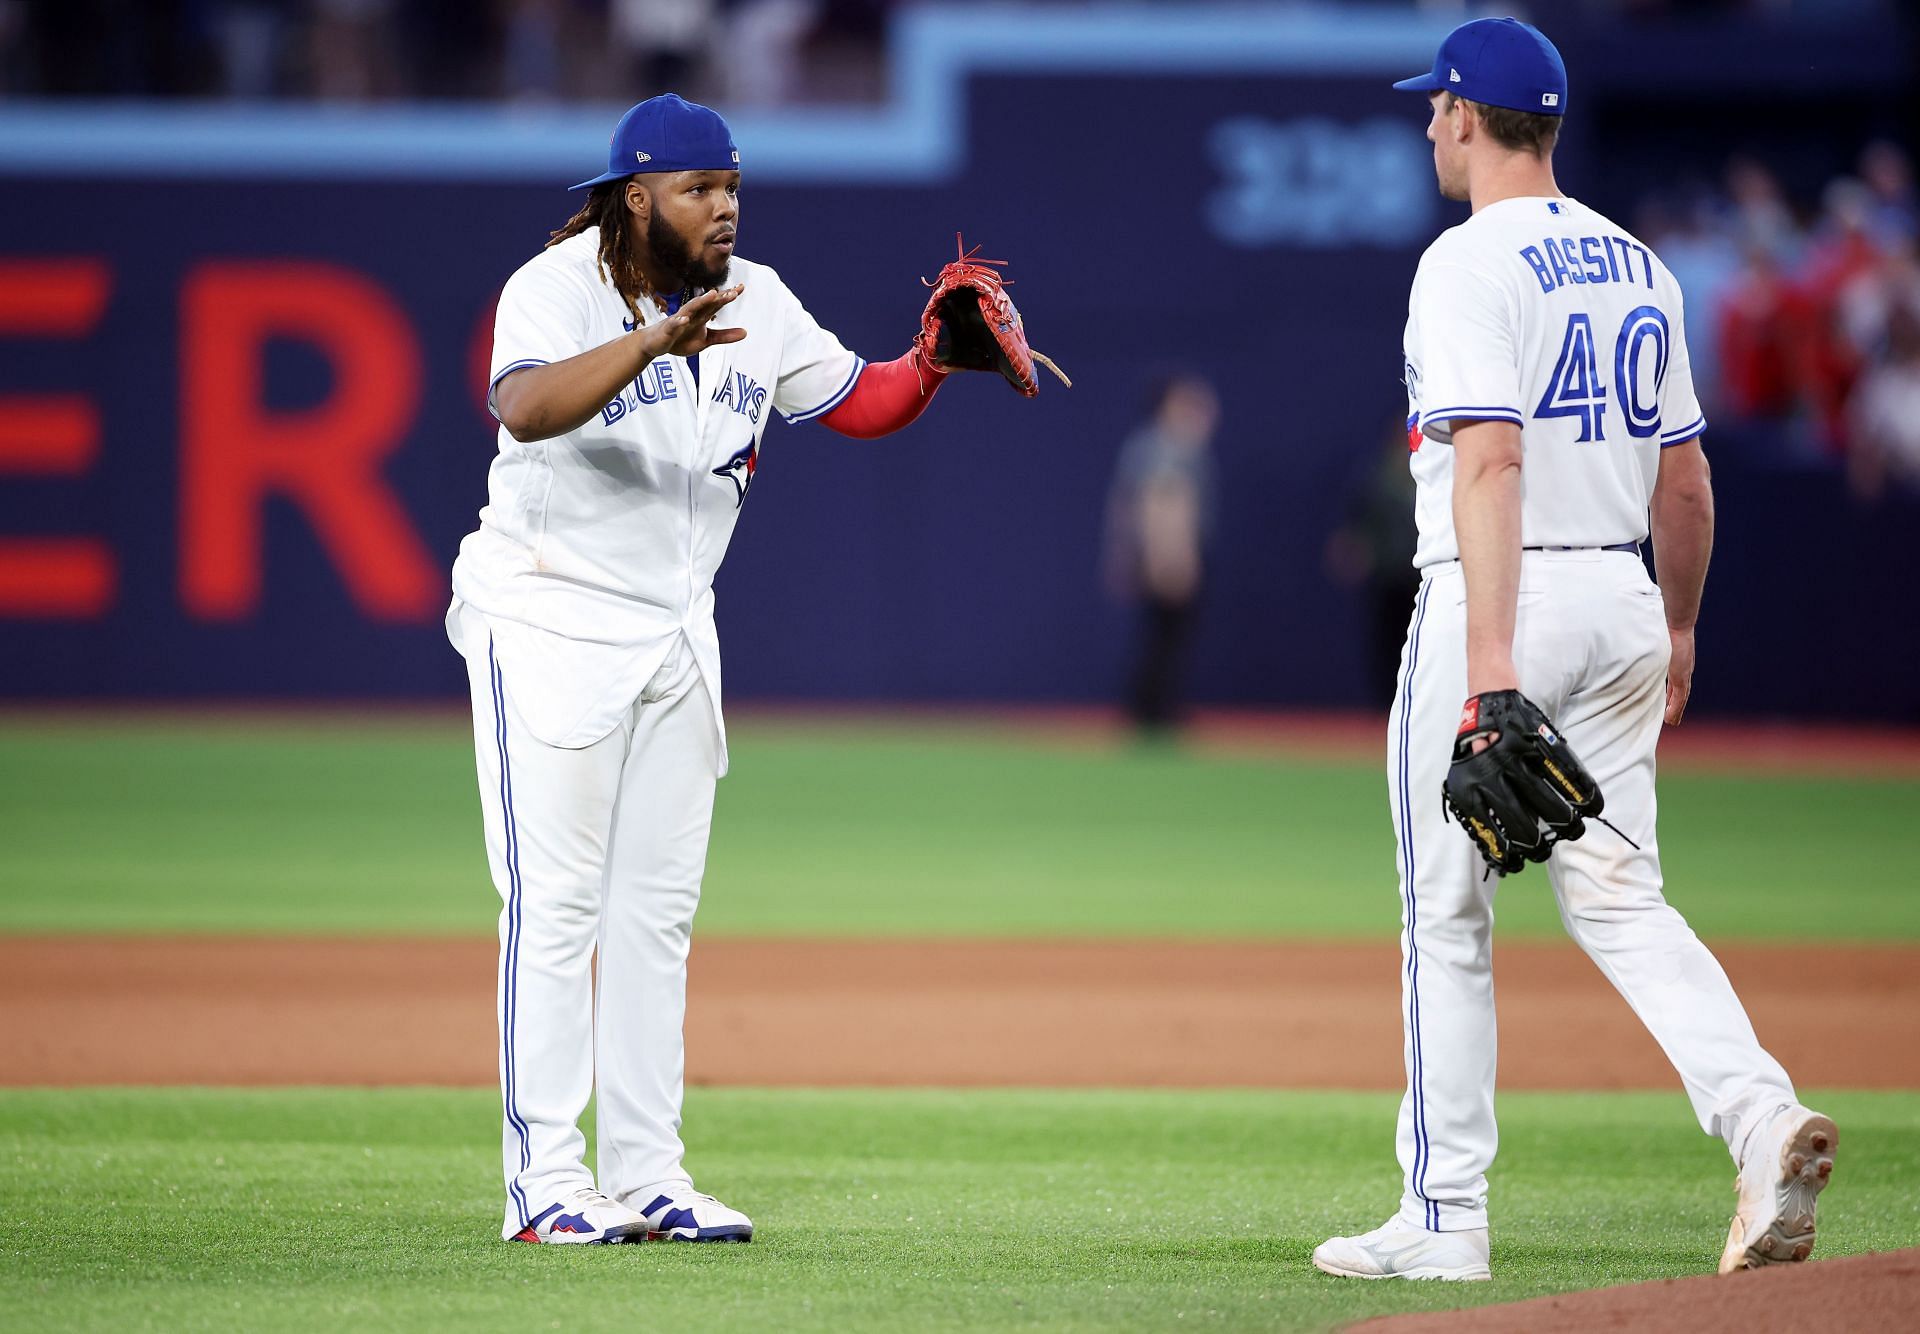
left=1391, top=16, right=1569, bottom=118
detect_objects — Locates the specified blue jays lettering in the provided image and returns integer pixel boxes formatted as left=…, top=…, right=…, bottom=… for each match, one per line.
left=601, top=361, right=680, bottom=424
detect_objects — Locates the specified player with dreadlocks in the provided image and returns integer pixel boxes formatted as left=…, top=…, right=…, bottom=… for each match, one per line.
left=446, top=93, right=1061, bottom=1245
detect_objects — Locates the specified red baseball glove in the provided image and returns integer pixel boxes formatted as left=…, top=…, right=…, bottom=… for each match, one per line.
left=915, top=234, right=1071, bottom=397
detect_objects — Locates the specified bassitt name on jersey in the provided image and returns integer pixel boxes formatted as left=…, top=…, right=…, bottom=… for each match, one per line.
left=1519, top=234, right=1655, bottom=294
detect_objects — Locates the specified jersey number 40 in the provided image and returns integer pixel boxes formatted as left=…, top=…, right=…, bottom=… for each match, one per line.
left=1534, top=306, right=1670, bottom=443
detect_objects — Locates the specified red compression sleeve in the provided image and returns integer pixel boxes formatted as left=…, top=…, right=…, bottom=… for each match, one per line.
left=819, top=346, right=947, bottom=439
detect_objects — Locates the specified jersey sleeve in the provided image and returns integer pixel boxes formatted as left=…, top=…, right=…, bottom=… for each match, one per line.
left=1412, top=259, right=1523, bottom=441
left=487, top=257, right=596, bottom=421
left=1657, top=295, right=1708, bottom=447
left=766, top=272, right=866, bottom=425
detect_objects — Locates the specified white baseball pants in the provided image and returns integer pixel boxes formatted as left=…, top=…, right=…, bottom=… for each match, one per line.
left=455, top=604, right=718, bottom=1240
left=1387, top=549, right=1797, bottom=1233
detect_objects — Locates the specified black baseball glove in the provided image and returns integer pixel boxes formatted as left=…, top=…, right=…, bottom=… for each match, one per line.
left=1441, top=689, right=1603, bottom=875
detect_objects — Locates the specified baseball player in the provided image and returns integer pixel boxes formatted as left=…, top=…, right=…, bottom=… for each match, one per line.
left=1311, top=19, right=1837, bottom=1281
left=448, top=94, right=1053, bottom=1244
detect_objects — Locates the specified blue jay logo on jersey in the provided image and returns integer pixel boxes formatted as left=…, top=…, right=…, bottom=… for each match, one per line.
left=713, top=440, right=759, bottom=507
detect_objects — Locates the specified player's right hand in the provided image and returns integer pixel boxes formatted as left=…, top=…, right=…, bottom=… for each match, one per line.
left=1664, top=626, right=1695, bottom=725
left=651, top=284, right=747, bottom=360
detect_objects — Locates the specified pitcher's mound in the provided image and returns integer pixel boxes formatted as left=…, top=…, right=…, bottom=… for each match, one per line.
left=1349, top=1247, right=1920, bottom=1333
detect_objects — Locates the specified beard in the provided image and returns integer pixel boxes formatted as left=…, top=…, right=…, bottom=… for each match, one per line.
left=647, top=210, right=731, bottom=293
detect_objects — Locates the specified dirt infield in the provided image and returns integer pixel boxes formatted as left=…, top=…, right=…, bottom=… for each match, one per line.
left=1347, top=1246, right=1920, bottom=1333
left=4, top=936, right=1916, bottom=1088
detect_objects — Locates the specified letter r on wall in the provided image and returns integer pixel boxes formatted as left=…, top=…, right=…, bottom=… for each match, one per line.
left=181, top=261, right=436, bottom=621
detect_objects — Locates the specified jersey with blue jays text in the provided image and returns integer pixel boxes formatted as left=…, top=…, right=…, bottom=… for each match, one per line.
left=449, top=227, right=864, bottom=761
left=1401, top=195, right=1705, bottom=569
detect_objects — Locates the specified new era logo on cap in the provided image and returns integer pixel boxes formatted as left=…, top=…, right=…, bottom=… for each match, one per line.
left=1449, top=67, right=1461, bottom=83
left=635, top=150, right=652, bottom=164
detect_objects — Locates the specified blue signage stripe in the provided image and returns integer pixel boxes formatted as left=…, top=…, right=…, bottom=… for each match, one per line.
left=0, top=6, right=1454, bottom=182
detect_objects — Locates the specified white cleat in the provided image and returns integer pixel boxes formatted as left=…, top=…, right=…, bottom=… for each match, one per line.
left=511, top=1186, right=648, bottom=1244
left=1719, top=1104, right=1838, bottom=1274
left=630, top=1184, right=755, bottom=1243
left=1312, top=1219, right=1491, bottom=1281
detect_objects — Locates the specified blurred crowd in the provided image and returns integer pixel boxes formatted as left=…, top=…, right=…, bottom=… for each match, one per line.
left=0, top=0, right=1890, bottom=105
left=1636, top=141, right=1920, bottom=499
left=0, top=0, right=892, bottom=105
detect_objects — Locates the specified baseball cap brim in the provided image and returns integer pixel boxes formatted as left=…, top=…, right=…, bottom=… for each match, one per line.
left=1392, top=72, right=1445, bottom=92
left=569, top=162, right=738, bottom=190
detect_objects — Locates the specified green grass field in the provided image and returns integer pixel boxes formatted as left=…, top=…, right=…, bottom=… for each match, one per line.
left=5, top=715, right=1918, bottom=1330
left=2, top=716, right=1916, bottom=939
left=4, top=1088, right=1917, bottom=1333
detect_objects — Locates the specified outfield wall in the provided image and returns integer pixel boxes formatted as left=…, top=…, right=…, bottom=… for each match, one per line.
left=1, top=6, right=1913, bottom=718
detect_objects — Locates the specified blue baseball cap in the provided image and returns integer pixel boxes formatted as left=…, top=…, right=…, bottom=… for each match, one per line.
left=570, top=93, right=740, bottom=190
left=1391, top=17, right=1567, bottom=118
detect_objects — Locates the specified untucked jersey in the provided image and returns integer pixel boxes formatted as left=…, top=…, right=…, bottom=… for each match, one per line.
left=449, top=227, right=864, bottom=761
left=1401, top=196, right=1705, bottom=568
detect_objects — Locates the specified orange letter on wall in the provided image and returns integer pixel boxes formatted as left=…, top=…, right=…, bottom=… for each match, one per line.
left=181, top=261, right=436, bottom=621
left=0, top=258, right=114, bottom=618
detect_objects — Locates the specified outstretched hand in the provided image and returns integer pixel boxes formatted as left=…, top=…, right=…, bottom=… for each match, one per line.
left=654, top=285, right=747, bottom=359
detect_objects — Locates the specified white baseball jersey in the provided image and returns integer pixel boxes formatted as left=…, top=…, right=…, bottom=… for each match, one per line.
left=1401, top=195, right=1706, bottom=568
left=1377, top=197, right=1798, bottom=1243
left=449, top=227, right=863, bottom=762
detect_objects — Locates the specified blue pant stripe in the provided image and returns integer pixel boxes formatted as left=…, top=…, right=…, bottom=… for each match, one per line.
left=490, top=639, right=532, bottom=1228
left=494, top=648, right=532, bottom=1226
left=1398, top=580, right=1437, bottom=1228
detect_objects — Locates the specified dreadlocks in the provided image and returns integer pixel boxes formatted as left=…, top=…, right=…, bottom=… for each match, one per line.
left=548, top=180, right=653, bottom=321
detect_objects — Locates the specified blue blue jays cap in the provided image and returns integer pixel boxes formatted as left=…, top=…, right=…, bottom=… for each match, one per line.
left=1391, top=17, right=1567, bottom=118
left=570, top=93, right=740, bottom=190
